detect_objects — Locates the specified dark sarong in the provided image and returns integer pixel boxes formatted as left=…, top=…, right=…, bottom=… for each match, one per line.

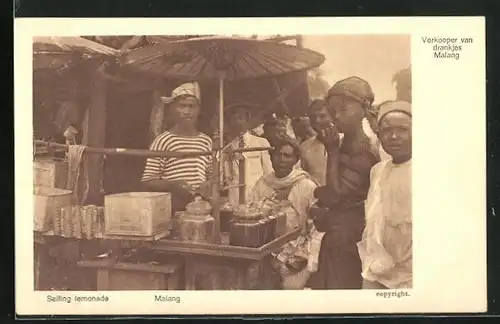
left=307, top=202, right=366, bottom=289
left=306, top=137, right=380, bottom=289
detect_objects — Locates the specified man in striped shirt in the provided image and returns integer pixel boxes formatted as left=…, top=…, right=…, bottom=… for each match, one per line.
left=141, top=82, right=212, bottom=212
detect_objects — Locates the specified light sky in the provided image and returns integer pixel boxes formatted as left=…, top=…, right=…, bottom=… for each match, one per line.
left=300, top=35, right=411, bottom=104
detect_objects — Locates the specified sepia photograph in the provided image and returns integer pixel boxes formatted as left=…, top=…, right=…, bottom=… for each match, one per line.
left=16, top=17, right=486, bottom=315
left=32, top=34, right=411, bottom=292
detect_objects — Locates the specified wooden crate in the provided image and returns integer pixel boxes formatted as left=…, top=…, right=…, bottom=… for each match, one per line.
left=78, top=256, right=183, bottom=290
left=33, top=158, right=68, bottom=189
left=104, top=192, right=172, bottom=237
left=34, top=186, right=72, bottom=232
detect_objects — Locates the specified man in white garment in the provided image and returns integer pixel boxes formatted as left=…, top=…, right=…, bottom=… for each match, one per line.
left=357, top=100, right=412, bottom=289
left=224, top=103, right=273, bottom=207
left=250, top=139, right=321, bottom=289
left=300, top=99, right=334, bottom=186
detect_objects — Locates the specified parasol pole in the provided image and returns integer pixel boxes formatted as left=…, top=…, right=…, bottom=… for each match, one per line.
left=219, top=73, right=225, bottom=149
left=211, top=71, right=225, bottom=244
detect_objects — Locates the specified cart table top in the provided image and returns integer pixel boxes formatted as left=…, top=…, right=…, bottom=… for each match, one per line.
left=152, top=228, right=301, bottom=261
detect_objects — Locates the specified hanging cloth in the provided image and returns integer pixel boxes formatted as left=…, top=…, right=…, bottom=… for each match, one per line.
left=66, top=145, right=90, bottom=205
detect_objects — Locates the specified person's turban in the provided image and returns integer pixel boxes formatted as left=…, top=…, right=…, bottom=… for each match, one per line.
left=326, top=76, right=375, bottom=109
left=377, top=100, right=412, bottom=123
left=161, top=82, right=201, bottom=104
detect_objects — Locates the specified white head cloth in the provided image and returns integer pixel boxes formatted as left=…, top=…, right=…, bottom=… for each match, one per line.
left=161, top=82, right=201, bottom=104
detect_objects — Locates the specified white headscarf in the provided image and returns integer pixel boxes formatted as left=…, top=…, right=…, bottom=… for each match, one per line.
left=161, top=82, right=201, bottom=104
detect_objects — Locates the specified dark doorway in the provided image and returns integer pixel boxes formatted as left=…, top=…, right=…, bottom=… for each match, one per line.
left=104, top=84, right=153, bottom=194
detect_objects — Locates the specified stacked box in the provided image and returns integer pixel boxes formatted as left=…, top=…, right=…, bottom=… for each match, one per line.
left=34, top=186, right=72, bottom=232
left=33, top=158, right=68, bottom=189
left=104, top=192, right=172, bottom=237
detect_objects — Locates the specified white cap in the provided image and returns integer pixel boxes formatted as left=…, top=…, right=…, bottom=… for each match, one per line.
left=161, top=82, right=201, bottom=104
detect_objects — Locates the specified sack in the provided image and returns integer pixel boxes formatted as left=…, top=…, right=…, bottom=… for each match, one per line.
left=282, top=268, right=312, bottom=290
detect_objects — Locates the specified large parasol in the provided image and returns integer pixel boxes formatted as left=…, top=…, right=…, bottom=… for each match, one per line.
left=121, top=36, right=325, bottom=242
left=33, top=36, right=120, bottom=72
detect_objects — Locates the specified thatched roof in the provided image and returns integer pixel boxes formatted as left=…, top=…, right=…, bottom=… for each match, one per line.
left=81, top=35, right=302, bottom=50
left=81, top=35, right=213, bottom=50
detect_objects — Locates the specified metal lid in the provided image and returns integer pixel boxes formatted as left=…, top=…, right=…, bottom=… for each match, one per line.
left=185, top=195, right=212, bottom=216
left=233, top=204, right=263, bottom=221
left=221, top=201, right=233, bottom=212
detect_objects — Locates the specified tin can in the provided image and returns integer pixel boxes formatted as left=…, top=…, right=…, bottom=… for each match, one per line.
left=76, top=205, right=84, bottom=238
left=72, top=205, right=82, bottom=239
left=61, top=205, right=72, bottom=238
left=80, top=205, right=89, bottom=239
left=52, top=203, right=62, bottom=236
left=96, top=206, right=105, bottom=237
left=89, top=205, right=97, bottom=238
left=83, top=205, right=95, bottom=239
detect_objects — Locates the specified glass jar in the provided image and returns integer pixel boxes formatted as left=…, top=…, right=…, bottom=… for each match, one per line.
left=179, top=196, right=215, bottom=243
left=230, top=205, right=268, bottom=248
left=185, top=195, right=212, bottom=217
left=220, top=200, right=234, bottom=233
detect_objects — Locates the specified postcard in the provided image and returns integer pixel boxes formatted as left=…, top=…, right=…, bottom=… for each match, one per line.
left=16, top=17, right=486, bottom=315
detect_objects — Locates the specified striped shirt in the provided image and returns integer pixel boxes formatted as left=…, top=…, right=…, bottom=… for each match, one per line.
left=141, top=131, right=212, bottom=190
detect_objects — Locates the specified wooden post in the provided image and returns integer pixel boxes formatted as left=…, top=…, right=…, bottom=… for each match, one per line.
left=149, top=89, right=165, bottom=142
left=82, top=73, right=107, bottom=205
left=96, top=269, right=111, bottom=290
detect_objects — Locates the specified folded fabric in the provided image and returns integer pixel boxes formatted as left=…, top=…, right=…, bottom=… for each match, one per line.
left=357, top=239, right=395, bottom=278
left=307, top=226, right=325, bottom=272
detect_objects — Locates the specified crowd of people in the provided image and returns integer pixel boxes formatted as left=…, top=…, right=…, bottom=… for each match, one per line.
left=141, top=73, right=412, bottom=291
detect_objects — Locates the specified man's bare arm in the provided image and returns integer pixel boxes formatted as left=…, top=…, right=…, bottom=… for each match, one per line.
left=141, top=179, right=192, bottom=194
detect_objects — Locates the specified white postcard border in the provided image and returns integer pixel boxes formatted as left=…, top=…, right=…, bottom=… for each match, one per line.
left=15, top=17, right=487, bottom=315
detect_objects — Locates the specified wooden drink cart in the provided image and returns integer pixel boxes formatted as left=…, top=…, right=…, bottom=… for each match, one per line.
left=33, top=35, right=325, bottom=291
